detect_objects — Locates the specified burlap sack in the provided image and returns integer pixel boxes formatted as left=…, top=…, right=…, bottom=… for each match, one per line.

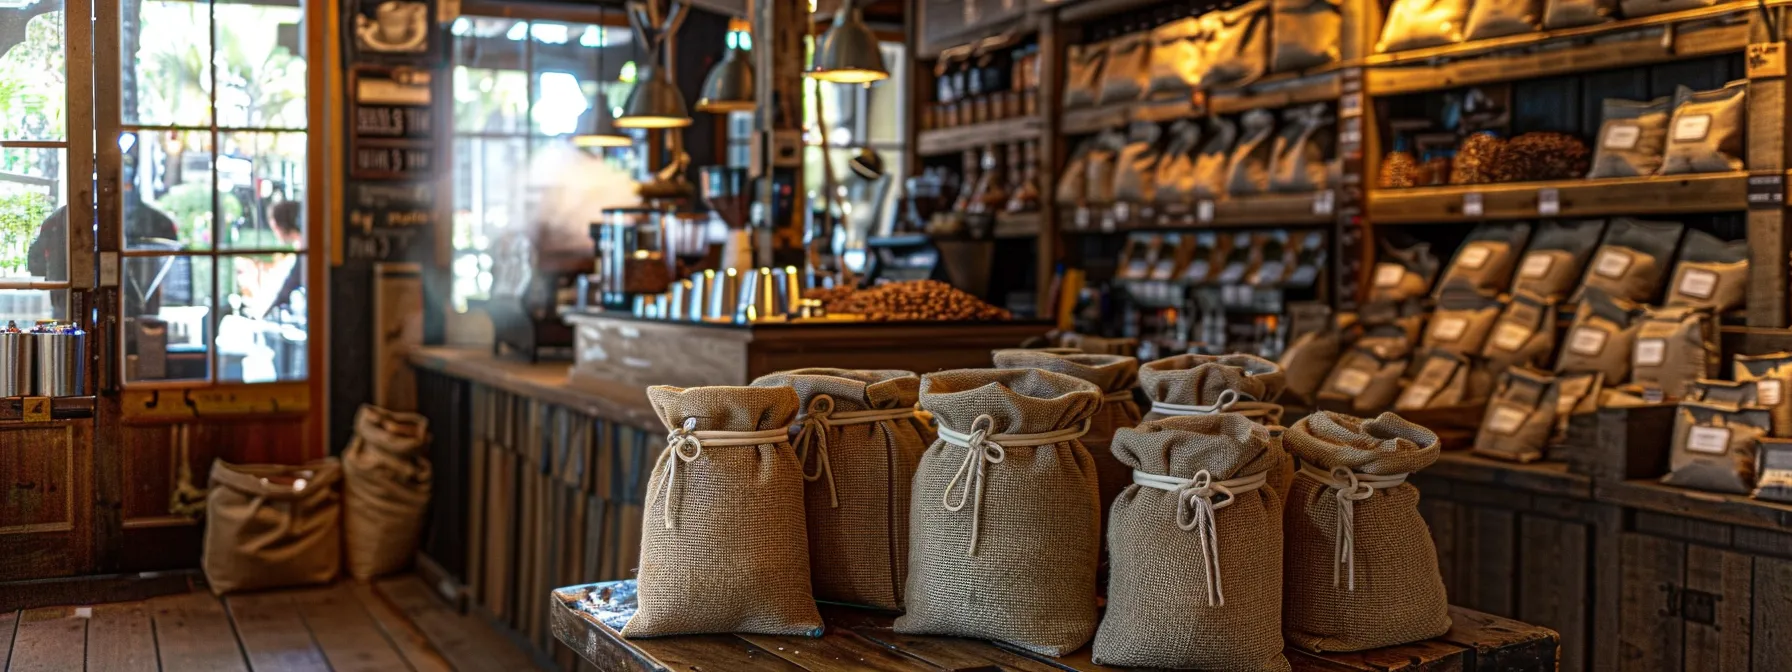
left=1588, top=96, right=1672, bottom=178
left=1512, top=219, right=1603, bottom=302
left=1141, top=353, right=1292, bottom=495
left=1463, top=0, right=1539, bottom=40
left=1084, top=131, right=1127, bottom=207
left=1202, top=0, right=1269, bottom=88
left=1473, top=367, right=1559, bottom=463
left=751, top=369, right=931, bottom=610
left=992, top=350, right=1140, bottom=515
left=1098, top=32, right=1152, bottom=105
left=1113, top=124, right=1164, bottom=204
left=1094, top=415, right=1289, bottom=671
left=1661, top=401, right=1770, bottom=494
left=1735, top=352, right=1792, bottom=438
left=1193, top=117, right=1240, bottom=199
left=1155, top=120, right=1204, bottom=206
left=1269, top=103, right=1334, bottom=193
left=1057, top=140, right=1093, bottom=208
left=1435, top=223, right=1529, bottom=297
left=203, top=459, right=342, bottom=595
left=1420, top=290, right=1503, bottom=358
left=625, top=385, right=822, bottom=638
left=1630, top=305, right=1718, bottom=400
left=1479, top=290, right=1557, bottom=391
left=897, top=369, right=1103, bottom=656
left=342, top=405, right=432, bottom=580
left=1542, top=0, right=1615, bottom=27
left=1575, top=218, right=1684, bottom=304
left=1555, top=288, right=1643, bottom=382
left=1367, top=239, right=1439, bottom=304
left=1063, top=42, right=1108, bottom=109
left=1147, top=18, right=1207, bottom=95
left=1319, top=347, right=1407, bottom=415
left=1283, top=412, right=1450, bottom=652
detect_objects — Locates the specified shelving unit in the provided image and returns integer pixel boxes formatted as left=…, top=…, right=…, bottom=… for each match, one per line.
left=915, top=116, right=1044, bottom=156
left=1368, top=173, right=1752, bottom=224
left=1063, top=191, right=1339, bottom=233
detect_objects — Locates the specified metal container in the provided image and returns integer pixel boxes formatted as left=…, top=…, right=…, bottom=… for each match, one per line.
left=775, top=266, right=802, bottom=316
left=32, top=325, right=84, bottom=396
left=0, top=328, right=30, bottom=396
left=667, top=279, right=693, bottom=320
left=708, top=268, right=740, bottom=321
left=688, top=271, right=712, bottom=321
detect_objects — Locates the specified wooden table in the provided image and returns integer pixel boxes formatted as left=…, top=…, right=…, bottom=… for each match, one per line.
left=549, top=580, right=1559, bottom=671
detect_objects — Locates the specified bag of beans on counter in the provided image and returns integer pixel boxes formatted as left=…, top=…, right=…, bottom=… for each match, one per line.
left=1098, top=31, right=1152, bottom=105
left=1368, top=239, right=1440, bottom=304
left=750, top=369, right=931, bottom=610
left=1435, top=222, right=1530, bottom=297
left=1463, top=0, right=1539, bottom=41
left=1084, top=131, right=1128, bottom=208
left=1063, top=42, right=1109, bottom=109
left=1155, top=120, right=1203, bottom=206
left=1480, top=290, right=1558, bottom=382
left=1660, top=81, right=1746, bottom=175
left=1451, top=131, right=1505, bottom=185
left=1227, top=110, right=1278, bottom=196
left=1543, top=0, right=1615, bottom=27
left=625, top=385, right=823, bottom=638
left=1376, top=0, right=1468, bottom=52
left=1056, top=139, right=1094, bottom=209
left=203, top=459, right=342, bottom=594
left=1620, top=0, right=1716, bottom=19
left=1281, top=328, right=1344, bottom=407
left=1202, top=0, right=1269, bottom=88
left=1555, top=288, right=1644, bottom=383
left=1320, top=347, right=1408, bottom=416
left=1629, top=305, right=1719, bottom=400
left=1283, top=412, right=1450, bottom=652
left=992, top=350, right=1141, bottom=520
left=1271, top=0, right=1340, bottom=72
left=342, top=405, right=432, bottom=580
left=1093, top=415, right=1288, bottom=670
left=1193, top=117, right=1240, bottom=199
left=1141, top=353, right=1291, bottom=495
left=1512, top=219, right=1604, bottom=302
left=1661, top=401, right=1770, bottom=494
left=1147, top=18, right=1208, bottom=95
left=1396, top=349, right=1475, bottom=411
left=1665, top=229, right=1748, bottom=312
left=1735, top=352, right=1792, bottom=438
left=1575, top=217, right=1685, bottom=304
left=898, top=369, right=1104, bottom=656
left=1269, top=103, right=1335, bottom=193
left=1588, top=96, right=1673, bottom=178
left=1112, top=123, right=1164, bottom=204
left=1421, top=289, right=1504, bottom=358
left=1474, top=367, right=1560, bottom=463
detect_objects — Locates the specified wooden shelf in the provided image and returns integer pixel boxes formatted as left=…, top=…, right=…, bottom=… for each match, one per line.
left=1061, top=101, right=1134, bottom=135
left=1367, top=173, right=1748, bottom=224
left=0, top=395, right=95, bottom=422
left=1598, top=479, right=1792, bottom=532
left=992, top=211, right=1041, bottom=238
left=916, top=116, right=1043, bottom=156
left=1063, top=191, right=1337, bottom=233
left=1366, top=5, right=1750, bottom=95
left=1428, top=450, right=1593, bottom=499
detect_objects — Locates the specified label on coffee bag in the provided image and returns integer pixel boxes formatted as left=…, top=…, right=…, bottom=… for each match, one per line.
left=1490, top=323, right=1532, bottom=351
left=1487, top=406, right=1528, bottom=435
left=1594, top=249, right=1632, bottom=278
left=1334, top=368, right=1372, bottom=395
left=1569, top=327, right=1608, bottom=355
left=1635, top=338, right=1667, bottom=366
left=1687, top=425, right=1731, bottom=454
left=1399, top=383, right=1436, bottom=409
left=1677, top=267, right=1719, bottom=300
left=1603, top=123, right=1642, bottom=150
left=1674, top=114, right=1713, bottom=142
left=1374, top=263, right=1406, bottom=288
left=1457, top=244, right=1493, bottom=270
left=1518, top=252, right=1554, bottom=279
left=1431, top=317, right=1468, bottom=342
left=1759, top=379, right=1784, bottom=406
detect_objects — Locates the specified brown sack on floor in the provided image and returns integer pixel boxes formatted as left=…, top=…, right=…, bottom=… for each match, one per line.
left=992, top=350, right=1141, bottom=516
left=1093, top=415, right=1289, bottom=671
left=623, top=385, right=822, bottom=638
left=342, top=405, right=432, bottom=580
left=1283, top=412, right=1450, bottom=652
left=203, top=458, right=342, bottom=595
left=898, top=369, right=1104, bottom=656
left=751, top=369, right=932, bottom=610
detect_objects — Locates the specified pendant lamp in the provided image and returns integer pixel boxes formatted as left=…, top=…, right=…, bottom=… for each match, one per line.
left=574, top=14, right=633, bottom=147
left=617, top=0, right=693, bottom=129
left=807, top=0, right=887, bottom=83
left=695, top=19, right=755, bottom=113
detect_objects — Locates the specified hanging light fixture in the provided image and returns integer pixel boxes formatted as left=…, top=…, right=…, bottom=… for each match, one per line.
left=807, top=0, right=887, bottom=84
left=574, top=15, right=633, bottom=148
left=695, top=18, right=755, bottom=113
left=616, top=0, right=693, bottom=129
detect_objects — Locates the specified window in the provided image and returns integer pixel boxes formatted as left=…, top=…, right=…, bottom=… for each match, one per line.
left=0, top=0, right=72, bottom=325
left=118, top=0, right=310, bottom=384
left=803, top=41, right=906, bottom=257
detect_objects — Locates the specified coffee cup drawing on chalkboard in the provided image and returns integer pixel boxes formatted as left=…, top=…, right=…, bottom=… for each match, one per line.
left=356, top=0, right=428, bottom=54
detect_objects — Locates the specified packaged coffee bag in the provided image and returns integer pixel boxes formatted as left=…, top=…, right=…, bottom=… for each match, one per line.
left=1463, top=0, right=1540, bottom=41
left=1269, top=103, right=1335, bottom=193
left=1664, top=229, right=1748, bottom=312
left=1734, top=352, right=1792, bottom=438
left=1193, top=117, right=1241, bottom=199
left=1552, top=371, right=1604, bottom=447
left=1280, top=328, right=1344, bottom=407
left=1056, top=139, right=1094, bottom=208
left=1376, top=0, right=1468, bottom=52
left=1319, top=347, right=1408, bottom=416
left=1083, top=131, right=1128, bottom=207
left=898, top=369, right=1104, bottom=656
left=1227, top=110, right=1278, bottom=196
left=1435, top=222, right=1531, bottom=296
left=1588, top=96, right=1672, bottom=178
left=1752, top=439, right=1792, bottom=503
left=1512, top=219, right=1604, bottom=302
left=1420, top=289, right=1505, bottom=357
left=1270, top=0, right=1340, bottom=72
left=1479, top=290, right=1557, bottom=386
left=1660, top=81, right=1746, bottom=175
left=750, top=369, right=932, bottom=610
left=1202, top=0, right=1269, bottom=88
left=1574, top=217, right=1685, bottom=304
left=1367, top=238, right=1440, bottom=303
left=1555, top=288, right=1644, bottom=383
left=1155, top=120, right=1204, bottom=206
left=1629, top=305, right=1719, bottom=400
left=991, top=350, right=1141, bottom=519
left=1619, top=0, right=1718, bottom=21
left=1396, top=349, right=1476, bottom=411
left=1661, top=401, right=1770, bottom=494
left=1112, top=123, right=1164, bottom=204
left=1098, top=31, right=1152, bottom=105
left=1542, top=0, right=1615, bottom=27
left=626, top=385, right=823, bottom=638
left=1093, top=415, right=1288, bottom=670
left=1283, top=412, right=1450, bottom=651
left=1063, top=42, right=1109, bottom=109
left=1147, top=18, right=1207, bottom=95
left=1473, top=367, right=1560, bottom=463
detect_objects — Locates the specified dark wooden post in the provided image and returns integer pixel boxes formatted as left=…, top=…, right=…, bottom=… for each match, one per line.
left=1746, top=12, right=1791, bottom=328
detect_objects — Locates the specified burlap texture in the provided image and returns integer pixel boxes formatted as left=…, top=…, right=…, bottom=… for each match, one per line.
left=624, top=385, right=823, bottom=638
left=1142, top=353, right=1292, bottom=495
left=342, top=405, right=433, bottom=580
left=750, top=369, right=931, bottom=610
left=897, top=369, right=1103, bottom=656
left=1283, top=412, right=1450, bottom=652
left=1093, top=415, right=1289, bottom=671
left=992, top=350, right=1141, bottom=511
left=203, top=459, right=342, bottom=595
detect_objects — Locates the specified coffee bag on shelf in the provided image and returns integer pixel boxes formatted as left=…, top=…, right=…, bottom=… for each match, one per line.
left=1367, top=238, right=1440, bottom=304
left=1063, top=42, right=1109, bottom=109
left=1629, top=305, right=1719, bottom=400
left=1113, top=123, right=1165, bottom=204
left=1093, top=415, right=1288, bottom=670
left=1574, top=217, right=1685, bottom=304
left=1752, top=439, right=1792, bottom=502
left=1435, top=222, right=1530, bottom=297
left=1542, top=0, right=1615, bottom=27
left=1660, top=81, right=1746, bottom=175
left=991, top=350, right=1141, bottom=522
left=1376, top=0, right=1469, bottom=52
left=1227, top=110, right=1278, bottom=196
left=1202, top=0, right=1269, bottom=88
left=1620, top=0, right=1718, bottom=19
left=624, top=385, right=823, bottom=638
left=1056, top=139, right=1094, bottom=208
left=1083, top=130, right=1128, bottom=207
left=1588, top=95, right=1673, bottom=178
left=1283, top=412, right=1450, bottom=652
left=1147, top=18, right=1207, bottom=95
left=1271, top=0, right=1340, bottom=72
left=1319, top=347, right=1408, bottom=416
left=1463, top=0, right=1540, bottom=41
left=1661, top=401, right=1770, bottom=494
left=750, top=369, right=932, bottom=610
left=1479, top=290, right=1558, bottom=387
left=1734, top=352, right=1792, bottom=438
left=1473, top=367, right=1560, bottom=463
left=1155, top=120, right=1204, bottom=206
left=1664, top=229, right=1748, bottom=312
left=1420, top=289, right=1504, bottom=357
left=1555, top=288, right=1644, bottom=383
left=897, top=369, right=1104, bottom=656
left=1280, top=328, right=1344, bottom=407
left=1193, top=117, right=1240, bottom=199
left=1551, top=371, right=1604, bottom=448
left=1512, top=219, right=1604, bottom=302
left=1098, top=31, right=1152, bottom=105
left=1396, top=349, right=1476, bottom=411
left=1268, top=103, right=1335, bottom=193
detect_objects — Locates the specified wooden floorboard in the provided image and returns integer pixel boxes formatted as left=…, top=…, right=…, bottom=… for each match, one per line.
left=8, top=607, right=86, bottom=672
left=151, top=591, right=250, bottom=672
left=377, top=575, right=542, bottom=672
left=86, top=602, right=158, bottom=672
left=349, top=580, right=455, bottom=672
left=291, top=584, right=413, bottom=672
left=225, top=592, right=330, bottom=672
left=0, top=610, right=17, bottom=670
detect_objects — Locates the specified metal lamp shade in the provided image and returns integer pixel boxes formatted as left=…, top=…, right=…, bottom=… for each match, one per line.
left=573, top=105, right=633, bottom=147
left=695, top=47, right=755, bottom=113
left=808, top=7, right=887, bottom=83
left=616, top=64, right=692, bottom=129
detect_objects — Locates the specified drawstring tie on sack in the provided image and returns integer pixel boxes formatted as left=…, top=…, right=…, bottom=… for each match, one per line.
left=1149, top=389, right=1285, bottom=424
left=790, top=394, right=919, bottom=508
left=1133, top=468, right=1268, bottom=607
left=647, top=418, right=790, bottom=530
left=937, top=414, right=1091, bottom=557
left=1296, top=463, right=1408, bottom=591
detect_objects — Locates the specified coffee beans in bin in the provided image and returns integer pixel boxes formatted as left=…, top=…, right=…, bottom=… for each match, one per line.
left=804, top=280, right=1012, bottom=321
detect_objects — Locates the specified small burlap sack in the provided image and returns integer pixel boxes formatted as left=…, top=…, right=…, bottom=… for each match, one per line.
left=342, top=405, right=432, bottom=580
left=624, top=385, right=822, bottom=638
left=1283, top=412, right=1450, bottom=652
left=1661, top=401, right=1771, bottom=494
left=1660, top=81, right=1746, bottom=175
left=203, top=459, right=342, bottom=595
left=1098, top=32, right=1151, bottom=105
left=1093, top=415, right=1289, bottom=671
left=1147, top=18, right=1207, bottom=95
left=897, top=369, right=1104, bottom=656
left=751, top=369, right=932, bottom=610
left=992, top=350, right=1141, bottom=515
left=1735, top=352, right=1792, bottom=438
left=1478, top=290, right=1557, bottom=394
left=1141, top=354, right=1292, bottom=495
left=1376, top=0, right=1468, bottom=52
left=1421, top=290, right=1503, bottom=358
left=1270, top=0, right=1340, bottom=72
left=1319, top=347, right=1408, bottom=416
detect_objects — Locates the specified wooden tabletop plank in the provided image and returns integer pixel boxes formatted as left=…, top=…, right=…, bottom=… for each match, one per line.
left=829, top=627, right=1069, bottom=672
left=8, top=607, right=86, bottom=672
left=150, top=592, right=249, bottom=672
left=347, top=581, right=454, bottom=672
left=224, top=592, right=330, bottom=672
left=85, top=603, right=158, bottom=672
left=737, top=629, right=947, bottom=671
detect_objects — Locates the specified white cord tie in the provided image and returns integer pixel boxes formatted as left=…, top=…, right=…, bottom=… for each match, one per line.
left=790, top=394, right=919, bottom=509
left=937, top=414, right=1091, bottom=557
left=1149, top=390, right=1285, bottom=424
left=1296, top=463, right=1408, bottom=591
left=646, top=418, right=790, bottom=530
left=1133, top=468, right=1269, bottom=606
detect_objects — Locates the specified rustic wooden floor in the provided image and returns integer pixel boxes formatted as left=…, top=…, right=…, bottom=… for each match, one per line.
left=0, top=575, right=545, bottom=671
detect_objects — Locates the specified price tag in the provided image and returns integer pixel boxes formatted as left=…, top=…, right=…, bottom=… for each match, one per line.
left=1313, top=190, right=1336, bottom=216
left=1487, top=406, right=1528, bottom=435
left=1463, top=193, right=1484, bottom=217
left=1537, top=188, right=1560, bottom=216
left=21, top=396, right=49, bottom=423
left=1073, top=207, right=1091, bottom=230
left=1114, top=202, right=1131, bottom=223
left=1333, top=369, right=1372, bottom=396
left=1340, top=92, right=1364, bottom=118
left=1100, top=212, right=1117, bottom=233
left=1196, top=200, right=1215, bottom=223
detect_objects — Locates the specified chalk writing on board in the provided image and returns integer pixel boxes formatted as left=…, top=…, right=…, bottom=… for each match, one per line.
left=345, top=227, right=419, bottom=261
left=352, top=142, right=433, bottom=179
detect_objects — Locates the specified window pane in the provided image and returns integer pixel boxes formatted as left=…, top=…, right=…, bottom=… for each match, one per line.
left=451, top=134, right=525, bottom=302
left=218, top=252, right=305, bottom=382
left=0, top=0, right=67, bottom=141
left=453, top=18, right=528, bottom=134
left=867, top=43, right=905, bottom=145
left=212, top=2, right=307, bottom=128
left=124, top=254, right=211, bottom=383
left=0, top=147, right=69, bottom=284
left=218, top=131, right=305, bottom=250
left=125, top=0, right=213, bottom=127
left=126, top=130, right=214, bottom=251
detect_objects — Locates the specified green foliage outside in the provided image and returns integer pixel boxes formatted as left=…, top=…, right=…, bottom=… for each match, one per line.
left=0, top=190, right=52, bottom=275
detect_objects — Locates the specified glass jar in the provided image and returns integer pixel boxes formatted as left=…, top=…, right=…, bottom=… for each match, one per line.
left=594, top=208, right=674, bottom=310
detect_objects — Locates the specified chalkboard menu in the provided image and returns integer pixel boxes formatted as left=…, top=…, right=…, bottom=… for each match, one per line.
left=349, top=67, right=436, bottom=180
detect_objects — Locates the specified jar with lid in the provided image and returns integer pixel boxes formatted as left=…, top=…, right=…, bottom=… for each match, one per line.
left=593, top=208, right=674, bottom=310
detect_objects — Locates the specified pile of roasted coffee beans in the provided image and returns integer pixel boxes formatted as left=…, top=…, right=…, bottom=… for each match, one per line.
left=807, top=280, right=1012, bottom=321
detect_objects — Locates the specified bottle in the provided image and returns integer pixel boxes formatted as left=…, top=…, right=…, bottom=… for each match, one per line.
left=966, top=146, right=1007, bottom=217
left=1005, top=141, right=1040, bottom=213
left=952, top=149, right=980, bottom=213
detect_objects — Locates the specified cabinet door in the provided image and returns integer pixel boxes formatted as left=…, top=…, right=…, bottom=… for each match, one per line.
left=0, top=422, right=92, bottom=581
